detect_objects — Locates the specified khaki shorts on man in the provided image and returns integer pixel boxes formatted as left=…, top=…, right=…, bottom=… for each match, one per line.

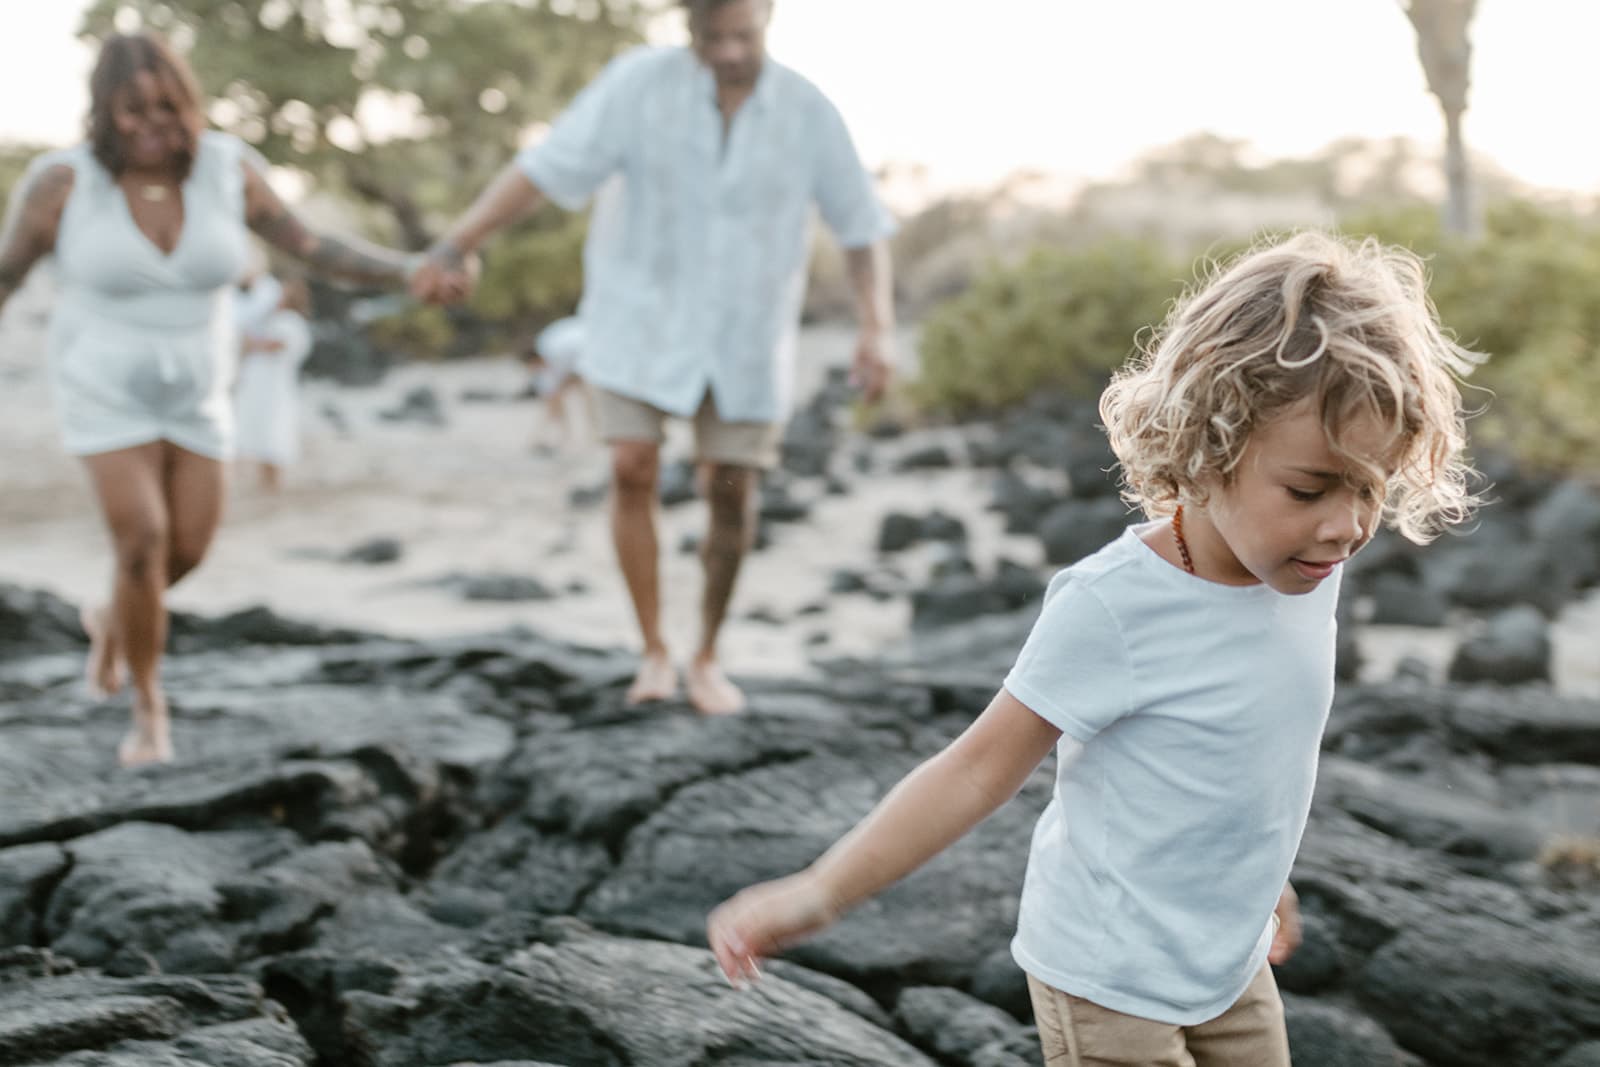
left=592, top=386, right=783, bottom=470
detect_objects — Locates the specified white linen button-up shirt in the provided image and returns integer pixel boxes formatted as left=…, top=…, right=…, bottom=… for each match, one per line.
left=516, top=46, right=894, bottom=423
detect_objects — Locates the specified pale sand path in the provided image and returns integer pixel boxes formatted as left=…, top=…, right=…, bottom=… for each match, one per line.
left=0, top=285, right=1025, bottom=679
left=2, top=268, right=1596, bottom=696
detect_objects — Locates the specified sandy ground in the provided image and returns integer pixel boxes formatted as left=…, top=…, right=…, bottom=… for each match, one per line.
left=0, top=270, right=1031, bottom=682
left=3, top=267, right=1597, bottom=696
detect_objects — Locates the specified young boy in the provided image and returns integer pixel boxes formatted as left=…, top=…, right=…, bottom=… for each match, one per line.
left=707, top=232, right=1479, bottom=1065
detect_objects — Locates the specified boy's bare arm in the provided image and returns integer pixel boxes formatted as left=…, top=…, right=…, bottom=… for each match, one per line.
left=813, top=687, right=1059, bottom=911
left=708, top=688, right=1061, bottom=982
left=1270, top=883, right=1302, bottom=964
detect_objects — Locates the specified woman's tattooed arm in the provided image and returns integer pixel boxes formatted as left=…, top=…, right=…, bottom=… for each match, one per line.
left=241, top=161, right=420, bottom=289
left=0, top=162, right=73, bottom=312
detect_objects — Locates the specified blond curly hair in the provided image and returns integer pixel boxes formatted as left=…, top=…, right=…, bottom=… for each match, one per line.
left=1100, top=231, right=1481, bottom=543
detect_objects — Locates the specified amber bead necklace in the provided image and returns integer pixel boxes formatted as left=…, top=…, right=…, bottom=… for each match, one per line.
left=1172, top=504, right=1197, bottom=576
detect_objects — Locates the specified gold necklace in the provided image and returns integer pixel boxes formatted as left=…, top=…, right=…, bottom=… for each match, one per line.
left=139, top=184, right=170, bottom=202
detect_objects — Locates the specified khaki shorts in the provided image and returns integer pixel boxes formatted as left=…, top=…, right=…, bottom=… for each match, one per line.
left=591, top=387, right=782, bottom=470
left=1027, top=965, right=1290, bottom=1067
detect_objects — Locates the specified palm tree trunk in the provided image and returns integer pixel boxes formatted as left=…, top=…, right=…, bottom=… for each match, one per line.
left=1442, top=107, right=1475, bottom=238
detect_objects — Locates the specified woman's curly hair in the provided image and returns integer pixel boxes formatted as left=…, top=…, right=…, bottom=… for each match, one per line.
left=1100, top=231, right=1481, bottom=543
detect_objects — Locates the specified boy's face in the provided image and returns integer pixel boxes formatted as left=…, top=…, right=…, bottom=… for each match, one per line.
left=1194, top=400, right=1391, bottom=595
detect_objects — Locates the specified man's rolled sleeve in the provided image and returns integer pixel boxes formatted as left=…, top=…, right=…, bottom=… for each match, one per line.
left=812, top=98, right=895, bottom=249
left=516, top=50, right=638, bottom=211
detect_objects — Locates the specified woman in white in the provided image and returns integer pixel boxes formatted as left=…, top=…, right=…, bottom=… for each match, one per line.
left=234, top=274, right=313, bottom=491
left=0, top=33, right=450, bottom=766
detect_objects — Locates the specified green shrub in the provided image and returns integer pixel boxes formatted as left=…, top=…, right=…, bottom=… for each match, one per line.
left=1342, top=201, right=1600, bottom=473
left=365, top=303, right=456, bottom=360
left=913, top=239, right=1184, bottom=416
left=472, top=206, right=589, bottom=328
left=912, top=200, right=1600, bottom=474
left=1475, top=325, right=1600, bottom=471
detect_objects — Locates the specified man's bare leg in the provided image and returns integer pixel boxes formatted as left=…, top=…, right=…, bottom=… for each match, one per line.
left=610, top=440, right=678, bottom=703
left=688, top=461, right=757, bottom=716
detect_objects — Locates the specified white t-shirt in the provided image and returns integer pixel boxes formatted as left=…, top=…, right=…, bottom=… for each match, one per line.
left=1004, top=521, right=1340, bottom=1024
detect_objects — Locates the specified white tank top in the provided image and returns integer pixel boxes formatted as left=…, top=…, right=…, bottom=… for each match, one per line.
left=43, top=131, right=252, bottom=456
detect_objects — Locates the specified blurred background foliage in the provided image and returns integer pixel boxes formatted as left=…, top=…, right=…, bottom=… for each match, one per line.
left=76, top=0, right=658, bottom=350
left=0, top=2, right=1587, bottom=473
left=911, top=192, right=1600, bottom=474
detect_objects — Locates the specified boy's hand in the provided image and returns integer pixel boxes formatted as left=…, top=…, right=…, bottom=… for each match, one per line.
left=706, top=872, right=838, bottom=988
left=1269, top=883, right=1302, bottom=965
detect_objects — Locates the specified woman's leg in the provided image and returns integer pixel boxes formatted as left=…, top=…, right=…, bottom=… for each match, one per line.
left=162, top=441, right=227, bottom=586
left=80, top=599, right=123, bottom=699
left=81, top=443, right=228, bottom=698
left=81, top=443, right=175, bottom=765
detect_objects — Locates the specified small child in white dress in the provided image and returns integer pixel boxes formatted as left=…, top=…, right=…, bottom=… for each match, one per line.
left=234, top=275, right=312, bottom=491
left=523, top=315, right=589, bottom=452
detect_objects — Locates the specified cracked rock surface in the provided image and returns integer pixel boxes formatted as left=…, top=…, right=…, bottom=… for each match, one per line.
left=4, top=583, right=1600, bottom=1065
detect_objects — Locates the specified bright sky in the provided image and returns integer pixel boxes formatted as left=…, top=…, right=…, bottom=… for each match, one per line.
left=1, top=0, right=1596, bottom=199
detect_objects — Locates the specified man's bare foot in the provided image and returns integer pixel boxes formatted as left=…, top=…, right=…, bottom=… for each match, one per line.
left=687, top=657, right=746, bottom=716
left=79, top=603, right=123, bottom=699
left=117, top=696, right=173, bottom=767
left=626, top=649, right=679, bottom=705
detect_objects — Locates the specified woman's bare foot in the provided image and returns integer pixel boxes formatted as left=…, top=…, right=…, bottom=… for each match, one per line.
left=625, top=648, right=679, bottom=705
left=79, top=603, right=124, bottom=699
left=687, top=657, right=746, bottom=716
left=118, top=695, right=173, bottom=767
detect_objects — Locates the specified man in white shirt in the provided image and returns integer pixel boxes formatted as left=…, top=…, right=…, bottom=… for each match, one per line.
left=412, top=0, right=896, bottom=716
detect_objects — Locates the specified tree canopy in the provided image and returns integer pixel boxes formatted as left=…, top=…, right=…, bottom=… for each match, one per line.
left=80, top=0, right=653, bottom=247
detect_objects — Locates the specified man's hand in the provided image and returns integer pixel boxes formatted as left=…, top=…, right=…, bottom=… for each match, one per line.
left=850, top=326, right=893, bottom=404
left=409, top=239, right=481, bottom=305
left=1269, top=883, right=1302, bottom=965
